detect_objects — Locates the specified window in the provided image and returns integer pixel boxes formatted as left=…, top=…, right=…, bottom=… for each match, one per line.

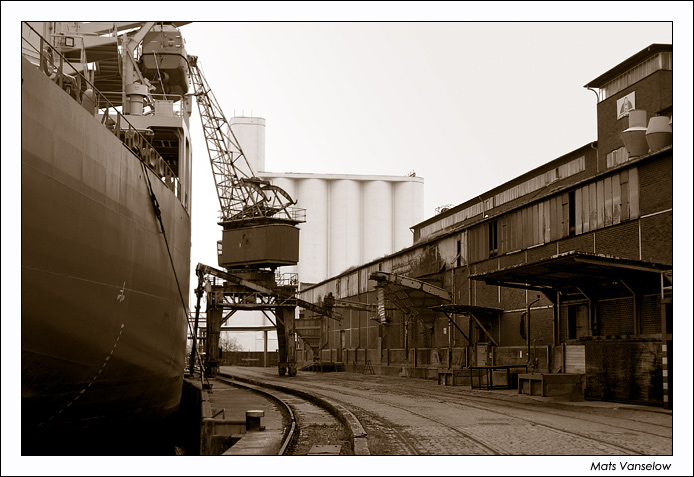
left=488, top=221, right=498, bottom=256
left=568, top=191, right=576, bottom=236
left=607, top=147, right=629, bottom=169
left=599, top=52, right=672, bottom=100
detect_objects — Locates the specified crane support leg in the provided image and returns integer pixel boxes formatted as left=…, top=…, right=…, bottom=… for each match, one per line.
left=189, top=276, right=204, bottom=376
left=276, top=307, right=297, bottom=377
left=206, top=306, right=222, bottom=377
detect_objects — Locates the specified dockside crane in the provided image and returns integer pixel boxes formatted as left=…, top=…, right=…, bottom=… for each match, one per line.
left=187, top=55, right=338, bottom=377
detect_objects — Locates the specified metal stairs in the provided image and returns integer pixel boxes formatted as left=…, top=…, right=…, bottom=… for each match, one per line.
left=294, top=317, right=322, bottom=356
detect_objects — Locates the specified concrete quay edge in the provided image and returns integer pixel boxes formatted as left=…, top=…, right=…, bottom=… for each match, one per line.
left=213, top=375, right=297, bottom=456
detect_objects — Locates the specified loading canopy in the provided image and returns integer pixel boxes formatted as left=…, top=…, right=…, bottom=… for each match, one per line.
left=432, top=304, right=502, bottom=346
left=468, top=251, right=671, bottom=297
left=370, top=271, right=451, bottom=325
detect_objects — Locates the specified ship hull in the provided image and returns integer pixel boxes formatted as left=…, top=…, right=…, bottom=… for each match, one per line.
left=21, top=57, right=190, bottom=453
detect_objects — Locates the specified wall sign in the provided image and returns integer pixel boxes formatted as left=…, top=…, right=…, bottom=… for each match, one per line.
left=617, top=92, right=635, bottom=119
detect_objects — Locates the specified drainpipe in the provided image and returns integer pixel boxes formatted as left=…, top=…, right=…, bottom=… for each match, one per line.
left=533, top=338, right=544, bottom=372
left=448, top=252, right=462, bottom=369
left=467, top=271, right=472, bottom=367
left=526, top=295, right=540, bottom=366
left=586, top=86, right=600, bottom=171
left=577, top=287, right=595, bottom=336
left=554, top=290, right=560, bottom=347
left=449, top=265, right=454, bottom=367
left=404, top=314, right=409, bottom=361
left=621, top=280, right=639, bottom=336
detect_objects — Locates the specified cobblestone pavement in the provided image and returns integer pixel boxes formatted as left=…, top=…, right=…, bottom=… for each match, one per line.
left=221, top=366, right=674, bottom=460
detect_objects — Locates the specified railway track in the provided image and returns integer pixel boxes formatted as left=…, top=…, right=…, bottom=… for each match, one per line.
left=215, top=368, right=672, bottom=455
left=305, top=385, right=624, bottom=455
left=252, top=377, right=672, bottom=455
left=415, top=386, right=673, bottom=439
left=214, top=375, right=352, bottom=455
left=405, top=382, right=673, bottom=430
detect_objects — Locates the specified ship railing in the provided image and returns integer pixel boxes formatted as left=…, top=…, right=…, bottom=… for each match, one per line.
left=21, top=22, right=182, bottom=202
left=149, top=93, right=191, bottom=118
left=94, top=92, right=190, bottom=119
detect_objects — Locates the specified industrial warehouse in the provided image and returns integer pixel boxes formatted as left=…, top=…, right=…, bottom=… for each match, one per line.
left=293, top=43, right=673, bottom=409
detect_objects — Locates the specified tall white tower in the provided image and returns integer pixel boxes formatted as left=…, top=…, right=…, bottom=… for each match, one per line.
left=229, top=116, right=266, bottom=174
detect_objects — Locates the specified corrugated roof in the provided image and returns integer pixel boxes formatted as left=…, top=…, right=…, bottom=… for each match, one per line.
left=584, top=43, right=672, bottom=89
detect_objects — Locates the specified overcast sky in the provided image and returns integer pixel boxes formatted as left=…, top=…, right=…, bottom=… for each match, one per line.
left=3, top=3, right=693, bottom=473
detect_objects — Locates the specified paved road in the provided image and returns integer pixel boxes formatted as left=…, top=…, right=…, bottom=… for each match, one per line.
left=221, top=366, right=673, bottom=457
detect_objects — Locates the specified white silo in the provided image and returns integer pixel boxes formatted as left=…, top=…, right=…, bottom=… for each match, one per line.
left=393, top=180, right=423, bottom=252
left=362, top=180, right=393, bottom=263
left=229, top=116, right=266, bottom=174
left=272, top=175, right=300, bottom=277
left=329, top=179, right=362, bottom=277
left=297, top=178, right=329, bottom=284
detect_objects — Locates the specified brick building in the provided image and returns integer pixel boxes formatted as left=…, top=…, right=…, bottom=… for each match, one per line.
left=296, top=44, right=673, bottom=408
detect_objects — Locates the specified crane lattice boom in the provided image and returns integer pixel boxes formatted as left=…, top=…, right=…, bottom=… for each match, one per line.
left=188, top=55, right=303, bottom=227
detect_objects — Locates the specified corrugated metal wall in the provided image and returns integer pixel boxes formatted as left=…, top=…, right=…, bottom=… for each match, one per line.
left=467, top=167, right=639, bottom=264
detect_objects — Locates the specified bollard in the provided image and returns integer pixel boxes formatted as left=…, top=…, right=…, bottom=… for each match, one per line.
left=246, top=410, right=265, bottom=431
